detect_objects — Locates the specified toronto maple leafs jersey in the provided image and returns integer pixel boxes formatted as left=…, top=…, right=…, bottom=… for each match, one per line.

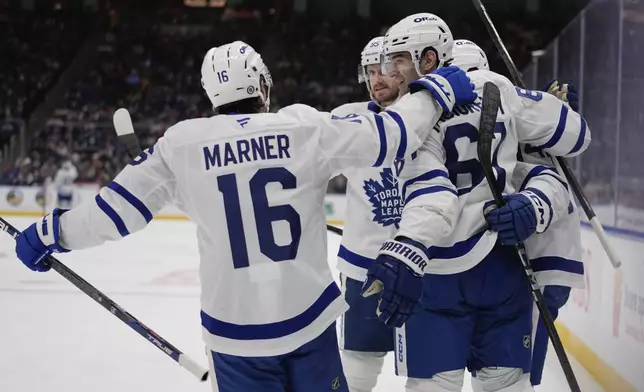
left=407, top=70, right=591, bottom=275
left=331, top=101, right=401, bottom=281
left=516, top=147, right=584, bottom=289
left=54, top=93, right=449, bottom=357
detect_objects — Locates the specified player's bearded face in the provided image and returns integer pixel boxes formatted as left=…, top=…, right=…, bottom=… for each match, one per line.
left=366, top=65, right=399, bottom=105
left=385, top=52, right=419, bottom=95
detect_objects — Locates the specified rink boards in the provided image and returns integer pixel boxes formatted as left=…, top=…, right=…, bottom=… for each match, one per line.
left=0, top=184, right=642, bottom=391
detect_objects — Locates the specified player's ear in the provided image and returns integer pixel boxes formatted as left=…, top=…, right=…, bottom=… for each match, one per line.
left=259, top=75, right=268, bottom=98
left=420, top=49, right=438, bottom=74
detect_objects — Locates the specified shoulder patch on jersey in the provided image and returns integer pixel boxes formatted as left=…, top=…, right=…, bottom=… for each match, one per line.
left=363, top=168, right=402, bottom=229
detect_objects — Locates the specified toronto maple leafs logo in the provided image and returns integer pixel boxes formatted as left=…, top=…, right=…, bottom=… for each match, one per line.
left=364, top=168, right=403, bottom=229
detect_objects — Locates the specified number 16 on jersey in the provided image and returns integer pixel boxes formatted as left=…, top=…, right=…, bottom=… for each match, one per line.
left=217, top=167, right=302, bottom=269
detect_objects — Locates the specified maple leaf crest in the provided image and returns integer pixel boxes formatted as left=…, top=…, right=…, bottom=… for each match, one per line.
left=363, top=168, right=403, bottom=229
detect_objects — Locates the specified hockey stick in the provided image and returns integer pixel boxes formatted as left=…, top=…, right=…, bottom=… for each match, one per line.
left=1, top=218, right=209, bottom=381
left=113, top=108, right=144, bottom=160
left=472, top=0, right=621, bottom=269
left=326, top=224, right=343, bottom=236
left=478, top=82, right=581, bottom=392
left=113, top=109, right=345, bottom=237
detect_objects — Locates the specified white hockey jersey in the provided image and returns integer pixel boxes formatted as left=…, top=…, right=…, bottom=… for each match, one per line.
left=332, top=101, right=400, bottom=281
left=405, top=70, right=591, bottom=275
left=55, top=93, right=455, bottom=357
left=516, top=147, right=584, bottom=288
left=54, top=162, right=78, bottom=197
left=332, top=100, right=460, bottom=281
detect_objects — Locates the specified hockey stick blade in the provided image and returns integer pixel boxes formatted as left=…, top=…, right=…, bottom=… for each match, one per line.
left=113, top=108, right=143, bottom=158
left=477, top=82, right=581, bottom=392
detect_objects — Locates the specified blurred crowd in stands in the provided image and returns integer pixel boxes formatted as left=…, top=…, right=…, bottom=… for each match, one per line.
left=0, top=5, right=579, bottom=196
left=1, top=12, right=85, bottom=120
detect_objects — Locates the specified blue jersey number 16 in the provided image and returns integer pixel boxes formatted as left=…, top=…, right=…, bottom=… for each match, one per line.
left=217, top=167, right=302, bottom=269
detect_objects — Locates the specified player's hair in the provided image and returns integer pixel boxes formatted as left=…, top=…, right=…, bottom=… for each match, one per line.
left=215, top=97, right=265, bottom=115
left=213, top=74, right=269, bottom=115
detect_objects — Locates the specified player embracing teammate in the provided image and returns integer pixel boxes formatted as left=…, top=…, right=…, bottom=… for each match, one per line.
left=13, top=38, right=477, bottom=392
left=349, top=12, right=591, bottom=392
left=11, top=11, right=592, bottom=392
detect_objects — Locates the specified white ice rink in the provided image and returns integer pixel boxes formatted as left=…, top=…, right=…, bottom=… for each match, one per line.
left=0, top=218, right=605, bottom=392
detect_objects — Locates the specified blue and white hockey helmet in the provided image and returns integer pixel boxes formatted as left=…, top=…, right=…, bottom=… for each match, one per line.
left=201, top=41, right=273, bottom=112
left=452, top=39, right=489, bottom=72
left=382, top=13, right=453, bottom=76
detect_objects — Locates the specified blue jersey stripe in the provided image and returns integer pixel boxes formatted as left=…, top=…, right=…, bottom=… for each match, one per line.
left=95, top=194, right=130, bottom=237
left=201, top=282, right=341, bottom=340
left=401, top=169, right=449, bottom=200
left=338, top=245, right=374, bottom=269
left=531, top=256, right=584, bottom=275
left=385, top=110, right=407, bottom=160
left=406, top=185, right=457, bottom=204
left=538, top=104, right=568, bottom=149
left=107, top=181, right=153, bottom=223
left=367, top=101, right=381, bottom=113
left=428, top=230, right=485, bottom=260
left=519, top=165, right=568, bottom=192
left=372, top=113, right=387, bottom=167
left=568, top=117, right=587, bottom=155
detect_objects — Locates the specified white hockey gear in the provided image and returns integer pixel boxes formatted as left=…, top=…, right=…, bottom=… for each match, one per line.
left=201, top=41, right=272, bottom=112
left=383, top=13, right=454, bottom=76
left=452, top=39, right=489, bottom=72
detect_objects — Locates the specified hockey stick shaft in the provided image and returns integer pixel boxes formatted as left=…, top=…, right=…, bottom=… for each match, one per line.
left=1, top=217, right=208, bottom=381
left=111, top=109, right=213, bottom=380
left=478, top=82, right=581, bottom=392
left=472, top=0, right=621, bottom=268
left=326, top=224, right=343, bottom=236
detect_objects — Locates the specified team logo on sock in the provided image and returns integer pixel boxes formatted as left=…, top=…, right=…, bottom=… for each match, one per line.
left=331, top=376, right=341, bottom=390
left=363, top=168, right=402, bottom=229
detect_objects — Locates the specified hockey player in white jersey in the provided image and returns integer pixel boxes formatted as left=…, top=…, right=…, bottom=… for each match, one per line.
left=365, top=13, right=592, bottom=392
left=14, top=41, right=478, bottom=392
left=53, top=160, right=78, bottom=209
left=332, top=36, right=403, bottom=392
left=453, top=40, right=585, bottom=388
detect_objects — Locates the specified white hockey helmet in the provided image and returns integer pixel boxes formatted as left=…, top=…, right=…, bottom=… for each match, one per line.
left=201, top=41, right=273, bottom=112
left=383, top=13, right=453, bottom=76
left=358, top=36, right=385, bottom=98
left=358, top=36, right=384, bottom=83
left=452, top=39, right=489, bottom=71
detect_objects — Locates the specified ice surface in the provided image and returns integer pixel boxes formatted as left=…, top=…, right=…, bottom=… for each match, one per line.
left=0, top=218, right=604, bottom=391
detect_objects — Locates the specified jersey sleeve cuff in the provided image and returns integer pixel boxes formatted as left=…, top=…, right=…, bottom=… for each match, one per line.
left=408, top=74, right=455, bottom=114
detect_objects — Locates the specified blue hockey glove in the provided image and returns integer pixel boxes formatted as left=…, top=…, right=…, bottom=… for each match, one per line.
left=484, top=189, right=552, bottom=245
left=409, top=66, right=478, bottom=113
left=16, top=208, right=70, bottom=272
left=542, top=80, right=579, bottom=112
left=361, top=238, right=429, bottom=327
